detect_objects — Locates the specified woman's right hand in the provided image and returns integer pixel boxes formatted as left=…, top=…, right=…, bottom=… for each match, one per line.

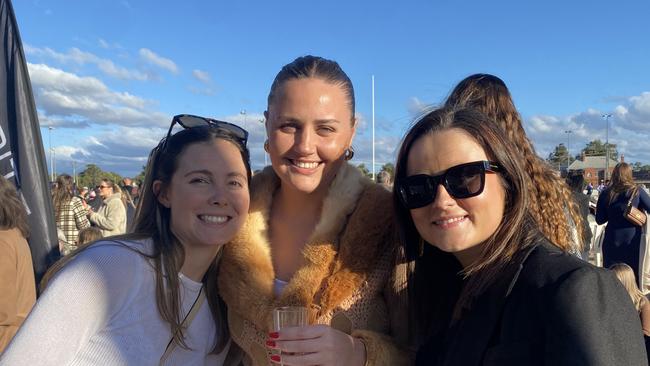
left=266, top=325, right=366, bottom=366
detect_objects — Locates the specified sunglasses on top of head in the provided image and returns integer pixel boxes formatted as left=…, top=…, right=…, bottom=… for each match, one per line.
left=398, top=160, right=502, bottom=209
left=161, top=114, right=249, bottom=150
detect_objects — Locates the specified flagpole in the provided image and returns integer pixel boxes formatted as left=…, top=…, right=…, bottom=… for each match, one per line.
left=372, top=75, right=375, bottom=181
left=1, top=0, right=60, bottom=283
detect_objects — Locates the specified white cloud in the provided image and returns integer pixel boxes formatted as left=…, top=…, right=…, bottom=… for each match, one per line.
left=52, top=126, right=165, bottom=177
left=188, top=86, right=216, bottom=96
left=349, top=135, right=401, bottom=171
left=523, top=92, right=650, bottom=164
left=25, top=45, right=148, bottom=81
left=139, top=48, right=178, bottom=74
left=28, top=63, right=168, bottom=128
left=192, top=69, right=212, bottom=84
left=614, top=92, right=650, bottom=132
left=407, top=96, right=436, bottom=117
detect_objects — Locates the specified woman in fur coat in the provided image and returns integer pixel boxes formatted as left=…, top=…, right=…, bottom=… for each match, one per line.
left=217, top=55, right=410, bottom=366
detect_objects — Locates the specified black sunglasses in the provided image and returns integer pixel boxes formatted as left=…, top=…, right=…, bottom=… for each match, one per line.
left=398, top=160, right=502, bottom=209
left=162, top=114, right=248, bottom=149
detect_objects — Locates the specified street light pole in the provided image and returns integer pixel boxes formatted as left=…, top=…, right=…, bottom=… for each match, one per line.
left=602, top=114, right=612, bottom=180
left=564, top=130, right=572, bottom=172
left=372, top=75, right=375, bottom=181
left=240, top=109, right=247, bottom=124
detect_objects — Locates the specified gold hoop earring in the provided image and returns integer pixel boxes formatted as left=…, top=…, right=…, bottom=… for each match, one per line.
left=264, top=140, right=269, bottom=153
left=344, top=146, right=355, bottom=161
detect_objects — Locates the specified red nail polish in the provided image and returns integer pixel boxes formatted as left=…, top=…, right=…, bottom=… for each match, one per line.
left=269, top=332, right=279, bottom=339
left=270, top=355, right=281, bottom=362
left=266, top=340, right=276, bottom=347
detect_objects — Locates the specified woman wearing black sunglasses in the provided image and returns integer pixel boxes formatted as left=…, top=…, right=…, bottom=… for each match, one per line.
left=1, top=118, right=251, bottom=365
left=217, top=55, right=410, bottom=366
left=393, top=107, right=646, bottom=365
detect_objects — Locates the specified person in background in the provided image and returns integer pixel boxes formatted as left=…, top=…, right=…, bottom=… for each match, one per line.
left=610, top=263, right=650, bottom=335
left=52, top=174, right=91, bottom=255
left=586, top=182, right=593, bottom=196
left=77, top=227, right=103, bottom=247
left=0, top=116, right=251, bottom=365
left=393, top=107, right=646, bottom=365
left=77, top=186, right=89, bottom=202
left=376, top=170, right=392, bottom=190
left=85, top=178, right=127, bottom=237
left=596, top=162, right=650, bottom=285
left=119, top=180, right=137, bottom=230
left=0, top=175, right=36, bottom=353
left=218, top=55, right=409, bottom=366
left=566, top=172, right=593, bottom=257
left=444, top=73, right=585, bottom=255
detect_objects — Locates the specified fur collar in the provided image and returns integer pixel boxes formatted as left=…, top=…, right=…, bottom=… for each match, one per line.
left=218, top=163, right=394, bottom=329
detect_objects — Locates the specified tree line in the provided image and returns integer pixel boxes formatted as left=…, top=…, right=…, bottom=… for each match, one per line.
left=547, top=139, right=650, bottom=171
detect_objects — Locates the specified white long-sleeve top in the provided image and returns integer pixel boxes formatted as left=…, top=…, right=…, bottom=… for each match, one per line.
left=0, top=239, right=228, bottom=366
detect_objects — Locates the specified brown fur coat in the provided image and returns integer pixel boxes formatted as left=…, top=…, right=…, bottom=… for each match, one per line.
left=218, top=163, right=410, bottom=366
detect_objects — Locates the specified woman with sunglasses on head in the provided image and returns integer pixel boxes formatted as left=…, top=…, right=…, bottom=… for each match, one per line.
left=0, top=116, right=251, bottom=365
left=444, top=74, right=586, bottom=256
left=394, top=107, right=646, bottom=365
left=217, top=55, right=410, bottom=366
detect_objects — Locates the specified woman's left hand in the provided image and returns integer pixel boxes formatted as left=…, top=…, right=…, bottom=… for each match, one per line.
left=267, top=324, right=366, bottom=366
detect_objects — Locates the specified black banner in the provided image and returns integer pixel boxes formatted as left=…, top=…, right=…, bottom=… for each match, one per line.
left=1, top=0, right=59, bottom=283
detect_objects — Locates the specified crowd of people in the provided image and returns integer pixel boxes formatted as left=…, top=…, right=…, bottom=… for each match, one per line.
left=1, top=55, right=649, bottom=365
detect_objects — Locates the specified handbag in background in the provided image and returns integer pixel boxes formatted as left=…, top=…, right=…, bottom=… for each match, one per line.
left=626, top=187, right=647, bottom=227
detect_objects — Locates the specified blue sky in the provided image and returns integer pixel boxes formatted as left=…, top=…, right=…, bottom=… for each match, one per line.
left=12, top=0, right=650, bottom=177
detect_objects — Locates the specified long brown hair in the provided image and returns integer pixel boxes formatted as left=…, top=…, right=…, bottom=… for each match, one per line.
left=0, top=175, right=30, bottom=238
left=41, top=126, right=251, bottom=353
left=394, top=107, right=538, bottom=340
left=52, top=174, right=74, bottom=222
left=608, top=162, right=636, bottom=204
left=444, top=73, right=584, bottom=252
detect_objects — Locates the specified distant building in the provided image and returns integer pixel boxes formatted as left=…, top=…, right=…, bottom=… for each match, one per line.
left=567, top=155, right=618, bottom=186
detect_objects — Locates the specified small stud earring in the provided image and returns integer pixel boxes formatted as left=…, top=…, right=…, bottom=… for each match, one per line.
left=344, top=146, right=355, bottom=161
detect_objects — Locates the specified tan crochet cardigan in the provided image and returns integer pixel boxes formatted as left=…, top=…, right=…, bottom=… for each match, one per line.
left=218, top=163, right=411, bottom=366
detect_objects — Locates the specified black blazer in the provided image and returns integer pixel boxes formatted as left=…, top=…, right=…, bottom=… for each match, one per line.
left=417, top=240, right=647, bottom=366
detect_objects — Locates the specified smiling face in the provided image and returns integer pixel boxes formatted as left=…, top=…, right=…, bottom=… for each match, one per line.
left=265, top=77, right=355, bottom=195
left=406, top=128, right=506, bottom=268
left=156, top=139, right=249, bottom=254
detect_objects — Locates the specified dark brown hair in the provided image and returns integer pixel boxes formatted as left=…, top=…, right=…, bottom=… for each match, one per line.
left=444, top=73, right=584, bottom=251
left=394, top=107, right=538, bottom=341
left=41, top=125, right=251, bottom=353
left=0, top=175, right=29, bottom=238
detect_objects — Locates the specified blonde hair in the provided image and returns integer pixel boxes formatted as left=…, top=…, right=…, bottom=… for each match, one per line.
left=610, top=263, right=646, bottom=311
left=444, top=74, right=584, bottom=251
